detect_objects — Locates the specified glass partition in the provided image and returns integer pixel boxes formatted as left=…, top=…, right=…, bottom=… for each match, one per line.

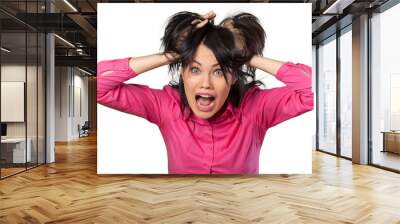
left=317, top=35, right=337, bottom=155
left=27, top=30, right=38, bottom=169
left=1, top=30, right=28, bottom=177
left=0, top=1, right=46, bottom=179
left=339, top=27, right=352, bottom=158
left=38, top=32, right=45, bottom=165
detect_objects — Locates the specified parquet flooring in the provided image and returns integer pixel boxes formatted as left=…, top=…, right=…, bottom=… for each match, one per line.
left=0, top=167, right=26, bottom=178
left=1, top=134, right=400, bottom=223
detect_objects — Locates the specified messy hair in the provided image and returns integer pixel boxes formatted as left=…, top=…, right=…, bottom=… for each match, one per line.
left=161, top=11, right=266, bottom=108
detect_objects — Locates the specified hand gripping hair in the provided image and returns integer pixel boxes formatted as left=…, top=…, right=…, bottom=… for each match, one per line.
left=161, top=11, right=266, bottom=108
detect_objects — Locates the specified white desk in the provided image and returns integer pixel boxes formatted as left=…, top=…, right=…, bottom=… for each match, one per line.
left=1, top=138, right=32, bottom=163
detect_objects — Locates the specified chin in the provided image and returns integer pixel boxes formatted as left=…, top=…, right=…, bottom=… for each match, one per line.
left=193, top=110, right=215, bottom=120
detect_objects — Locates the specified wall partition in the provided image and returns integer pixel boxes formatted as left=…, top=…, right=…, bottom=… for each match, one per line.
left=0, top=1, right=46, bottom=179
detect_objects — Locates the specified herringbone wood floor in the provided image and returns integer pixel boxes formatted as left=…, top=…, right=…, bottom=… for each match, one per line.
left=1, top=134, right=400, bottom=223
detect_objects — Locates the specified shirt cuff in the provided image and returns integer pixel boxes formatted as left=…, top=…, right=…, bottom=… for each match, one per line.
left=119, top=57, right=137, bottom=75
left=97, top=57, right=137, bottom=77
left=275, top=62, right=294, bottom=80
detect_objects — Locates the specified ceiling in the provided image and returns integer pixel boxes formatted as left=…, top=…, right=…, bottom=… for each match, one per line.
left=0, top=0, right=392, bottom=74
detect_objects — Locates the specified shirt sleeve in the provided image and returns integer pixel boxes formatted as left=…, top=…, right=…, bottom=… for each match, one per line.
left=97, top=57, right=166, bottom=125
left=251, top=62, right=314, bottom=130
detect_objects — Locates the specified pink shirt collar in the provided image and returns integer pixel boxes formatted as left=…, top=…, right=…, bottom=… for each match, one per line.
left=182, top=100, right=241, bottom=125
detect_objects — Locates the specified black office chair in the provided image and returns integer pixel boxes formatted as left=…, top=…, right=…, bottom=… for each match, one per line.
left=79, top=121, right=90, bottom=138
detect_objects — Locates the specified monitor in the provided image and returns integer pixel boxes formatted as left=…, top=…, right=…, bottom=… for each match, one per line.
left=1, top=123, right=7, bottom=137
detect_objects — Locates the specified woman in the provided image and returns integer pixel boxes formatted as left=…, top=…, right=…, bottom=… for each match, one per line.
left=97, top=11, right=314, bottom=174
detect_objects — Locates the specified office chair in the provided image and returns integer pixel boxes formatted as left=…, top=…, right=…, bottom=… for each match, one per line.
left=79, top=121, right=90, bottom=138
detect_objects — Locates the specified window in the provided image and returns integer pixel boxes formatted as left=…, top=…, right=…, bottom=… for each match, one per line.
left=317, top=36, right=337, bottom=155
left=339, top=27, right=352, bottom=158
left=371, top=2, right=400, bottom=171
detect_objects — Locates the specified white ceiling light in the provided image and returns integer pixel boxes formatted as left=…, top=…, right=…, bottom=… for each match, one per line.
left=1, top=47, right=11, bottom=53
left=63, top=0, right=78, bottom=12
left=323, top=0, right=355, bottom=15
left=54, top=34, right=75, bottom=48
left=78, top=67, right=93, bottom=76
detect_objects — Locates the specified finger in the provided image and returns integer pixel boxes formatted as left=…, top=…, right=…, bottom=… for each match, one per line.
left=196, top=19, right=209, bottom=29
left=191, top=19, right=202, bottom=25
left=207, top=13, right=216, bottom=21
left=206, top=11, right=216, bottom=20
left=201, top=11, right=213, bottom=18
left=201, top=11, right=216, bottom=20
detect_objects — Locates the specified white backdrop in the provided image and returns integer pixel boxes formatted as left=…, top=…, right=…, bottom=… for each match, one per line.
left=97, top=3, right=313, bottom=174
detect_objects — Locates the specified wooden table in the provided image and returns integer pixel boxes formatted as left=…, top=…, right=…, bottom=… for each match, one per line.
left=381, top=131, right=400, bottom=154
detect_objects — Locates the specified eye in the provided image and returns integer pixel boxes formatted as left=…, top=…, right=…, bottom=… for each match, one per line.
left=214, top=69, right=224, bottom=76
left=190, top=66, right=200, bottom=74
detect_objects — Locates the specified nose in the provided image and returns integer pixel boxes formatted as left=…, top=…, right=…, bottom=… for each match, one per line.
left=201, top=73, right=212, bottom=89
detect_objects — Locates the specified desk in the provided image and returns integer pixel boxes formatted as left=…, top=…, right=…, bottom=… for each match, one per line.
left=381, top=131, right=400, bottom=154
left=1, top=138, right=31, bottom=163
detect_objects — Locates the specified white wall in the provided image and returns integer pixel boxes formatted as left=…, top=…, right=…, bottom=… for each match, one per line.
left=1, top=65, right=25, bottom=124
left=1, top=65, right=34, bottom=138
left=55, top=67, right=89, bottom=141
left=1, top=63, right=45, bottom=163
left=55, top=66, right=68, bottom=141
left=72, top=71, right=89, bottom=138
left=1, top=65, right=26, bottom=149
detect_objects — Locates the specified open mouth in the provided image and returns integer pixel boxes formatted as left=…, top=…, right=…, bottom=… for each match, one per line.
left=195, top=94, right=216, bottom=112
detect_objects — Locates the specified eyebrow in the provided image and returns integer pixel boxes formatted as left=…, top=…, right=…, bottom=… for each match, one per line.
left=192, top=60, right=220, bottom=68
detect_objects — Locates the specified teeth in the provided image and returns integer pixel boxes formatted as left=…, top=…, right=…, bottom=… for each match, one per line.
left=200, top=95, right=212, bottom=98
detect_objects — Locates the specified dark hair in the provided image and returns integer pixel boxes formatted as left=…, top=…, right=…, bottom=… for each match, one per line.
left=220, top=12, right=266, bottom=75
left=161, top=11, right=265, bottom=108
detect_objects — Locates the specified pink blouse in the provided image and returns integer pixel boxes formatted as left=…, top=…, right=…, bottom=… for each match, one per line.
left=97, top=58, right=313, bottom=174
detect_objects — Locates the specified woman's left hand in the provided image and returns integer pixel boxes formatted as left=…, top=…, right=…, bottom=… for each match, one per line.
left=248, top=55, right=284, bottom=76
left=173, top=11, right=216, bottom=53
left=191, top=11, right=216, bottom=29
